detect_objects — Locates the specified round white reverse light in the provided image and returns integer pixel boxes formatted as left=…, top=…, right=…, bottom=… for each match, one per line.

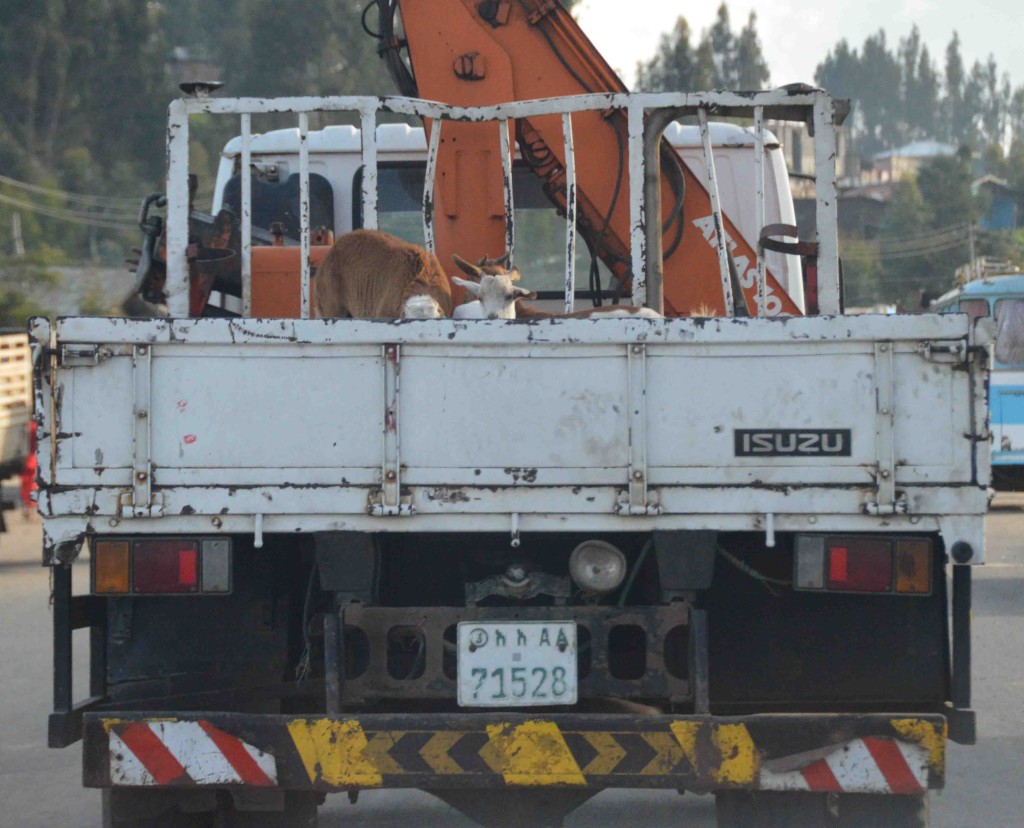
left=569, top=541, right=627, bottom=594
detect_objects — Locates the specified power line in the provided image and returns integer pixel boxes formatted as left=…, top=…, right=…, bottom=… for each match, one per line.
left=0, top=191, right=137, bottom=230
left=0, top=173, right=142, bottom=208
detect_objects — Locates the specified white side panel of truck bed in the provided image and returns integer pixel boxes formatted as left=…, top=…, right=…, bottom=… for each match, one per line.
left=36, top=314, right=988, bottom=559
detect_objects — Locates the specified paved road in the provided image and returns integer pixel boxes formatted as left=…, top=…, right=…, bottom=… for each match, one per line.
left=1, top=504, right=1022, bottom=828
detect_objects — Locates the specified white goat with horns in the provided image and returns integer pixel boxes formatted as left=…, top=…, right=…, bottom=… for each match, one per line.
left=452, top=253, right=661, bottom=320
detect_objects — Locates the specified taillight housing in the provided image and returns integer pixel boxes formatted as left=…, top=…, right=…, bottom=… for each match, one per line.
left=794, top=535, right=932, bottom=595
left=91, top=538, right=231, bottom=595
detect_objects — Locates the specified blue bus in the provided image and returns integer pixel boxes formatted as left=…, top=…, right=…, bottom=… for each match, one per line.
left=932, top=274, right=1024, bottom=488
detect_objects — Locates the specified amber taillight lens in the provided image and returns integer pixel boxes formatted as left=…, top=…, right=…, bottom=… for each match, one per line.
left=93, top=541, right=130, bottom=594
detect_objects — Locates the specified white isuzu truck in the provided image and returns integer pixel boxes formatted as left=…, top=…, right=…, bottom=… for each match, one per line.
left=38, top=87, right=986, bottom=828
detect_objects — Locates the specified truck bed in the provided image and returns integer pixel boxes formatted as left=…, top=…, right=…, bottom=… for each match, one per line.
left=35, top=313, right=988, bottom=560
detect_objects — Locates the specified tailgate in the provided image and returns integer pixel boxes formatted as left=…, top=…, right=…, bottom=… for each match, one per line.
left=35, top=313, right=988, bottom=555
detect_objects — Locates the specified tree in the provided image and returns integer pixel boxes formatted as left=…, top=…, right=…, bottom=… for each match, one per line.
left=943, top=33, right=968, bottom=143
left=635, top=3, right=769, bottom=93
left=635, top=17, right=710, bottom=92
left=733, top=13, right=770, bottom=90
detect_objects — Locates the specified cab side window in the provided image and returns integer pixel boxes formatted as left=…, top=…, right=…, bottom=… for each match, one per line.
left=994, top=299, right=1024, bottom=367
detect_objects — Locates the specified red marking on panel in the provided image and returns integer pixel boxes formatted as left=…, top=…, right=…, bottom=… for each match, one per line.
left=183, top=434, right=197, bottom=444
left=197, top=721, right=274, bottom=786
left=800, top=758, right=842, bottom=792
left=829, top=546, right=848, bottom=581
left=863, top=737, right=924, bottom=794
left=178, top=549, right=198, bottom=587
left=117, top=723, right=188, bottom=785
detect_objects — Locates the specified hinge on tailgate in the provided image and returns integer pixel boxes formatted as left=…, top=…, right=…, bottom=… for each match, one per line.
left=60, top=345, right=113, bottom=367
left=118, top=490, right=165, bottom=519
left=917, top=340, right=967, bottom=363
left=367, top=490, right=415, bottom=517
left=863, top=494, right=909, bottom=516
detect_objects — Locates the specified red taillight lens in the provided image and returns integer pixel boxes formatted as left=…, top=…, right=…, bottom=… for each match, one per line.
left=826, top=539, right=893, bottom=592
left=132, top=540, right=200, bottom=594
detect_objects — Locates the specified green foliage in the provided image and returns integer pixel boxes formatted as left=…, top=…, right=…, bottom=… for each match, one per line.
left=816, top=27, right=1024, bottom=158
left=0, top=251, right=62, bottom=327
left=634, top=3, right=768, bottom=92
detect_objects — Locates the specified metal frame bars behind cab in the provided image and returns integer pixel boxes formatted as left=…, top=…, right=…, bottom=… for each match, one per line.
left=753, top=106, right=767, bottom=316
left=562, top=112, right=577, bottom=314
left=499, top=119, right=515, bottom=266
left=423, top=119, right=442, bottom=253
left=163, top=90, right=846, bottom=317
left=240, top=114, right=253, bottom=316
left=696, top=107, right=735, bottom=316
left=298, top=112, right=311, bottom=318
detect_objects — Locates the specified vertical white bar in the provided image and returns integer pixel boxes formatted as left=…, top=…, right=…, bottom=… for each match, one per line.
left=423, top=119, right=442, bottom=253
left=499, top=119, right=515, bottom=265
left=240, top=113, right=253, bottom=317
left=165, top=99, right=191, bottom=317
left=360, top=107, right=378, bottom=231
left=697, top=107, right=735, bottom=316
left=298, top=112, right=311, bottom=319
left=813, top=94, right=841, bottom=315
left=627, top=102, right=646, bottom=308
left=562, top=113, right=576, bottom=314
left=753, top=106, right=766, bottom=317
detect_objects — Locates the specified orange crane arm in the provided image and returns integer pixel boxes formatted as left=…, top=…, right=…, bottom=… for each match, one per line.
left=377, top=0, right=800, bottom=316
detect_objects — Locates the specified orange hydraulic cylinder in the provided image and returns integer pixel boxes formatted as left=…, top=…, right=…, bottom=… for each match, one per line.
left=395, top=0, right=800, bottom=316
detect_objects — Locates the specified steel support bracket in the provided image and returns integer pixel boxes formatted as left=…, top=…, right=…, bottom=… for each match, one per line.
left=872, top=341, right=896, bottom=510
left=616, top=342, right=660, bottom=515
left=120, top=344, right=162, bottom=518
left=372, top=343, right=411, bottom=517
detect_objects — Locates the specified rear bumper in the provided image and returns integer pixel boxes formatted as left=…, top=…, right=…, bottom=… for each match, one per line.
left=85, top=712, right=945, bottom=794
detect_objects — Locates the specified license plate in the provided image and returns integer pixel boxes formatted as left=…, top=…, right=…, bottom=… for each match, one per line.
left=457, top=621, right=578, bottom=707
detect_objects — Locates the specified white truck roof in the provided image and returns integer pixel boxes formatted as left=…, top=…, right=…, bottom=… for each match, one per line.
left=218, top=121, right=780, bottom=157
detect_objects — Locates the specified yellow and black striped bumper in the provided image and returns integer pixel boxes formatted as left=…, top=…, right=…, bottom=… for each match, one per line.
left=85, top=712, right=946, bottom=793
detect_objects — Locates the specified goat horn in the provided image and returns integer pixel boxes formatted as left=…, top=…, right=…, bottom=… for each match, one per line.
left=452, top=254, right=484, bottom=280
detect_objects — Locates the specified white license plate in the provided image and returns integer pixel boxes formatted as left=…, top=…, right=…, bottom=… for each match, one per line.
left=457, top=621, right=577, bottom=707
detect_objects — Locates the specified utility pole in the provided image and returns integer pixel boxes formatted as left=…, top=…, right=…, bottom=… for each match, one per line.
left=967, top=223, right=976, bottom=278
left=11, top=212, right=25, bottom=257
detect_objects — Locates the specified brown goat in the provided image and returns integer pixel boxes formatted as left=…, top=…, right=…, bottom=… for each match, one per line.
left=315, top=230, right=452, bottom=318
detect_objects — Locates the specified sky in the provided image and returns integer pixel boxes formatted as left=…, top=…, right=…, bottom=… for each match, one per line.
left=574, top=0, right=1024, bottom=91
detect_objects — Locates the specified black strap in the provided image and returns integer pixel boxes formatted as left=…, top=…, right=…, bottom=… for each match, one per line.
left=760, top=223, right=819, bottom=257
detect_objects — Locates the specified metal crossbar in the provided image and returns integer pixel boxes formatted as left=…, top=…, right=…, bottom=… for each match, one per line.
left=164, top=90, right=843, bottom=319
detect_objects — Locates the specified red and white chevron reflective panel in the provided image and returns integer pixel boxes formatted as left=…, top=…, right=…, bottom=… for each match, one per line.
left=109, top=721, right=277, bottom=787
left=759, top=737, right=928, bottom=794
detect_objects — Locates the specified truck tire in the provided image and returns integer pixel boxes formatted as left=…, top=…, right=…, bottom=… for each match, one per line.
left=220, top=792, right=319, bottom=828
left=101, top=790, right=214, bottom=828
left=836, top=793, right=928, bottom=827
left=715, top=791, right=928, bottom=827
left=102, top=791, right=318, bottom=828
left=715, top=791, right=830, bottom=827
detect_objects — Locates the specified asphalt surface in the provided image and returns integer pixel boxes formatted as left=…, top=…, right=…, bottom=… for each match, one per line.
left=1, top=502, right=1022, bottom=827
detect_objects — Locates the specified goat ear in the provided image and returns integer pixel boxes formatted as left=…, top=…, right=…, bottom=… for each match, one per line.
left=507, top=265, right=521, bottom=282
left=452, top=255, right=483, bottom=280
left=513, top=286, right=537, bottom=299
left=451, top=276, right=482, bottom=296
